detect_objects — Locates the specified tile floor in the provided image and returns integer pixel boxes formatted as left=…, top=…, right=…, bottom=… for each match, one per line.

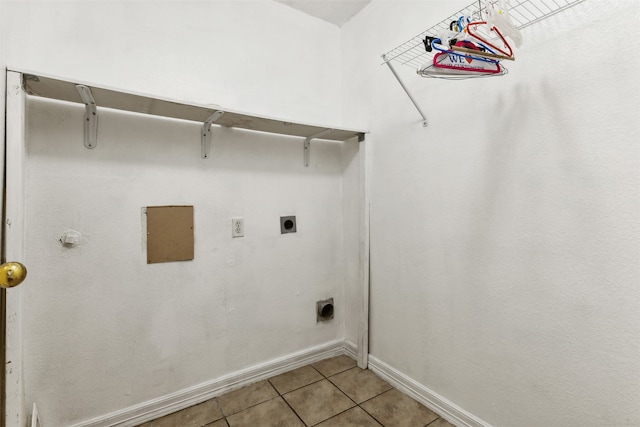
left=138, top=355, right=456, bottom=427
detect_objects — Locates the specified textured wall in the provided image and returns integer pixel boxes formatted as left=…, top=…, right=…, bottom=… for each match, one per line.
left=1, top=1, right=357, bottom=425
left=1, top=0, right=342, bottom=125
left=342, top=1, right=640, bottom=426
left=24, top=99, right=349, bottom=426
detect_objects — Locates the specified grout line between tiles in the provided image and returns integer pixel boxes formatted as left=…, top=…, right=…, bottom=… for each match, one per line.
left=309, top=407, right=351, bottom=427
left=205, top=397, right=228, bottom=427
left=290, top=377, right=359, bottom=426
left=312, top=361, right=358, bottom=379
left=213, top=397, right=226, bottom=419
left=270, top=375, right=326, bottom=397
left=203, top=417, right=229, bottom=427
left=307, top=364, right=391, bottom=426
left=310, top=365, right=326, bottom=378
left=324, top=365, right=358, bottom=379
left=424, top=416, right=446, bottom=427
left=357, top=387, right=394, bottom=406
left=279, top=393, right=311, bottom=426
left=275, top=366, right=361, bottom=427
left=358, top=403, right=387, bottom=427
left=309, top=379, right=359, bottom=426
left=357, top=389, right=397, bottom=427
left=222, top=394, right=283, bottom=419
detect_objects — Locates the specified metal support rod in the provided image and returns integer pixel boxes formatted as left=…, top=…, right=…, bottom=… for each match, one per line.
left=76, top=85, right=98, bottom=148
left=304, top=129, right=332, bottom=167
left=201, top=110, right=225, bottom=159
left=382, top=55, right=428, bottom=127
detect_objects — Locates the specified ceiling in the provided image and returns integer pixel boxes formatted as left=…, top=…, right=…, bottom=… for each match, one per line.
left=274, top=0, right=372, bottom=27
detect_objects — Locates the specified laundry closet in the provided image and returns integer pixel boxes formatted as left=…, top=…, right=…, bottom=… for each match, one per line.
left=0, top=1, right=638, bottom=426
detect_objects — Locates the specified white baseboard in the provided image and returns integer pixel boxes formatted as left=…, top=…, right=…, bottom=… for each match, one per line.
left=343, top=339, right=358, bottom=360
left=368, top=355, right=493, bottom=427
left=72, top=339, right=350, bottom=427
left=70, top=342, right=488, bottom=427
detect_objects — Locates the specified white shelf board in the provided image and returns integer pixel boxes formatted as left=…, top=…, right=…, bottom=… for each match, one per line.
left=16, top=69, right=366, bottom=143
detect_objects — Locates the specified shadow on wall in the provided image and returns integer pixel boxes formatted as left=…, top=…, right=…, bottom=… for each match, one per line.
left=456, top=77, right=578, bottom=292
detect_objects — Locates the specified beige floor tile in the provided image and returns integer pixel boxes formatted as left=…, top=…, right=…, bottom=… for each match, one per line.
left=137, top=398, right=222, bottom=427
left=283, top=379, right=355, bottom=426
left=268, top=364, right=323, bottom=394
left=427, top=418, right=457, bottom=427
left=217, top=380, right=279, bottom=416
left=315, top=406, right=382, bottom=427
left=205, top=420, right=229, bottom=427
left=312, top=355, right=357, bottom=377
left=226, top=397, right=303, bottom=427
left=329, top=367, right=393, bottom=403
left=361, top=389, right=439, bottom=427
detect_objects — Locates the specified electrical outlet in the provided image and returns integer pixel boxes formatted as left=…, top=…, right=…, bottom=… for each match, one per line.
left=232, top=217, right=244, bottom=238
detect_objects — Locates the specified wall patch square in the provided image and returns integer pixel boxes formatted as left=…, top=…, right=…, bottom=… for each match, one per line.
left=146, top=205, right=194, bottom=264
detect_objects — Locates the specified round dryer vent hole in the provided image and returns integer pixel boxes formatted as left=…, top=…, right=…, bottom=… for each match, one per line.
left=280, top=216, right=297, bottom=234
left=321, top=304, right=333, bottom=318
left=316, top=298, right=334, bottom=322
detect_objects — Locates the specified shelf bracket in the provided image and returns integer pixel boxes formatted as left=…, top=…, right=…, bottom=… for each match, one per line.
left=382, top=55, right=428, bottom=127
left=201, top=110, right=225, bottom=159
left=304, top=129, right=332, bottom=167
left=76, top=85, right=98, bottom=148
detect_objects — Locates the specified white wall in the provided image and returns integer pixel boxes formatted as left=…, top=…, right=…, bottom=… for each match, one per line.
left=1, top=1, right=361, bottom=426
left=342, top=1, right=640, bottom=426
left=2, top=0, right=342, bottom=124
left=24, top=98, right=348, bottom=426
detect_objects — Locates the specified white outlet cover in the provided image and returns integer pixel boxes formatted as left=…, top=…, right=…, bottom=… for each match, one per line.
left=232, top=217, right=244, bottom=238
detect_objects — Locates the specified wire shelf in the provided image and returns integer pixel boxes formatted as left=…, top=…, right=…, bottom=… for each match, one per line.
left=382, top=0, right=586, bottom=70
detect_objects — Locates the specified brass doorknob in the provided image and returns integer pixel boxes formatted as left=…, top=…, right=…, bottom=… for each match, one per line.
left=0, top=262, right=27, bottom=288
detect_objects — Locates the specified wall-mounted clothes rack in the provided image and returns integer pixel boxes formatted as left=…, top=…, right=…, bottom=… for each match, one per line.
left=16, top=70, right=366, bottom=165
left=381, top=0, right=587, bottom=126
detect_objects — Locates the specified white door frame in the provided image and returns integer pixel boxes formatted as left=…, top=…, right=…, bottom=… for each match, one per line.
left=357, top=137, right=371, bottom=369
left=4, top=70, right=27, bottom=427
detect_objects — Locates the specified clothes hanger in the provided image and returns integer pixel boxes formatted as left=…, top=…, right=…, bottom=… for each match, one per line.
left=417, top=62, right=509, bottom=79
left=428, top=38, right=502, bottom=74
left=425, top=16, right=515, bottom=62
left=482, top=0, right=523, bottom=48
left=415, top=0, right=522, bottom=79
left=419, top=44, right=507, bottom=78
left=427, top=36, right=502, bottom=66
left=460, top=0, right=522, bottom=59
left=450, top=43, right=514, bottom=61
left=465, top=20, right=514, bottom=58
left=432, top=51, right=502, bottom=74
